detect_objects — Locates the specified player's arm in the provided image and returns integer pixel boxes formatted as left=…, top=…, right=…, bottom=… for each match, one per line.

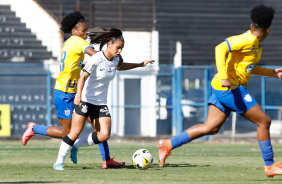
left=74, top=71, right=90, bottom=106
left=82, top=47, right=98, bottom=68
left=253, top=66, right=282, bottom=79
left=215, top=41, right=230, bottom=88
left=85, top=47, right=98, bottom=56
left=117, top=56, right=155, bottom=71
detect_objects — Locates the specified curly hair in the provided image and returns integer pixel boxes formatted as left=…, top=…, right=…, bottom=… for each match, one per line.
left=250, top=4, right=275, bottom=29
left=87, top=27, right=124, bottom=51
left=60, top=11, right=85, bottom=34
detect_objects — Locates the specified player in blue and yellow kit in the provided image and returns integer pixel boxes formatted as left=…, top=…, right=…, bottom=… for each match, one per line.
left=22, top=11, right=125, bottom=168
left=157, top=5, right=282, bottom=177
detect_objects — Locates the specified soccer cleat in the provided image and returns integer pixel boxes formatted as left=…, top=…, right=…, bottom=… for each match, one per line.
left=70, top=147, right=78, bottom=164
left=102, top=157, right=125, bottom=169
left=265, top=162, right=282, bottom=177
left=21, top=122, right=36, bottom=146
left=53, top=163, right=64, bottom=170
left=157, top=139, right=172, bottom=168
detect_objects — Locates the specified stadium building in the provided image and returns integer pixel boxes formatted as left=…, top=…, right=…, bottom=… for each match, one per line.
left=0, top=0, right=281, bottom=139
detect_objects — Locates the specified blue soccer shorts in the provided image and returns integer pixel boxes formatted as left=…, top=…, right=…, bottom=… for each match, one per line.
left=53, top=89, right=76, bottom=119
left=208, top=86, right=257, bottom=116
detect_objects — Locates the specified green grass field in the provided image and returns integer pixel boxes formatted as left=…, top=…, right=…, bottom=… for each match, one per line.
left=1, top=139, right=282, bottom=184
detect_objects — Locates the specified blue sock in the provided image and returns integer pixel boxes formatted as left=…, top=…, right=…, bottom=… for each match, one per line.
left=258, top=140, right=275, bottom=166
left=98, top=141, right=110, bottom=161
left=171, top=131, right=192, bottom=149
left=32, top=125, right=48, bottom=136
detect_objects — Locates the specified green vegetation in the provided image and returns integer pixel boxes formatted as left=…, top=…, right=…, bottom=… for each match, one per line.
left=0, top=139, right=282, bottom=184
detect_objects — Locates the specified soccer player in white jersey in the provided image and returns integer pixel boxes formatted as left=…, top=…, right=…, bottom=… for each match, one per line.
left=22, top=11, right=125, bottom=169
left=53, top=27, right=155, bottom=170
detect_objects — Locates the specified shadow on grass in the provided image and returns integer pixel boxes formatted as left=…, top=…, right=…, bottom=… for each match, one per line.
left=64, top=165, right=133, bottom=170
left=0, top=182, right=61, bottom=184
left=62, top=163, right=207, bottom=170
left=252, top=179, right=282, bottom=182
left=63, top=166, right=97, bottom=170
left=151, top=163, right=201, bottom=168
left=123, top=163, right=202, bottom=170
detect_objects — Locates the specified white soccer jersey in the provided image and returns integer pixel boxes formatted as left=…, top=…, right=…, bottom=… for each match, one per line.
left=81, top=51, right=119, bottom=105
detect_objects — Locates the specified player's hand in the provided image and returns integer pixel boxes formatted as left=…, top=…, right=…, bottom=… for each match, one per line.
left=74, top=96, right=82, bottom=106
left=273, top=68, right=282, bottom=79
left=142, top=60, right=155, bottom=66
left=221, top=79, right=231, bottom=90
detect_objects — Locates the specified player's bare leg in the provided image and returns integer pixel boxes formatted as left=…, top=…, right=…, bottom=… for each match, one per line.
left=158, top=105, right=228, bottom=167
left=47, top=119, right=71, bottom=138
left=95, top=117, right=125, bottom=168
left=22, top=119, right=71, bottom=146
left=241, top=104, right=282, bottom=177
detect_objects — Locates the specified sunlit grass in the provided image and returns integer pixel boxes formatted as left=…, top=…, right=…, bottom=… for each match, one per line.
left=0, top=139, right=282, bottom=184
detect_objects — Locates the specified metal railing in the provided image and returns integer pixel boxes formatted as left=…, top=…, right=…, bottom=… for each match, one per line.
left=0, top=63, right=281, bottom=137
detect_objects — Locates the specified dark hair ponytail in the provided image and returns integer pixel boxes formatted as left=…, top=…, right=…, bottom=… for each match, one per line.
left=88, top=27, right=124, bottom=51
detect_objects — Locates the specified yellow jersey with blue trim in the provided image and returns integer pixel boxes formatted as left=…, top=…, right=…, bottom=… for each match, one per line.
left=211, top=30, right=262, bottom=90
left=54, top=36, right=93, bottom=93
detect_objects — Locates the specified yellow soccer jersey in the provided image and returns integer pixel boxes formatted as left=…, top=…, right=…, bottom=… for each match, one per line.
left=212, top=30, right=265, bottom=90
left=54, top=36, right=93, bottom=93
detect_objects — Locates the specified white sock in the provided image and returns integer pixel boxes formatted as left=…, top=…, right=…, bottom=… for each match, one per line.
left=73, top=133, right=94, bottom=149
left=55, top=141, right=72, bottom=164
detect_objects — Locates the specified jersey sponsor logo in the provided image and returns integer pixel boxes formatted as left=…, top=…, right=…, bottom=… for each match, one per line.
left=78, top=60, right=83, bottom=67
left=81, top=105, right=88, bottom=113
left=100, top=107, right=109, bottom=115
left=64, top=109, right=71, bottom=116
left=244, top=94, right=252, bottom=102
left=246, top=64, right=255, bottom=72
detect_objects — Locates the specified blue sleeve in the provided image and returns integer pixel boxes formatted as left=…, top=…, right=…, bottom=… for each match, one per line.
left=224, top=38, right=232, bottom=52
left=84, top=46, right=94, bottom=53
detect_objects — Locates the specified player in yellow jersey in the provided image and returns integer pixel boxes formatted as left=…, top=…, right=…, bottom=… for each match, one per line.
left=157, top=5, right=282, bottom=177
left=22, top=11, right=125, bottom=168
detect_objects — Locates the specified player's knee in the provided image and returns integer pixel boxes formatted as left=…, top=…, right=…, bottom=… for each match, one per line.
left=60, top=130, right=70, bottom=138
left=98, top=132, right=110, bottom=142
left=69, top=130, right=80, bottom=140
left=210, top=127, right=220, bottom=135
left=263, top=116, right=271, bottom=129
left=60, top=133, right=66, bottom=139
left=203, top=126, right=220, bottom=135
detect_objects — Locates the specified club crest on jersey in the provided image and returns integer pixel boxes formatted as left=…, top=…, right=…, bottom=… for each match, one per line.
left=81, top=105, right=88, bottom=113
left=246, top=64, right=255, bottom=72
left=64, top=109, right=71, bottom=116
left=69, top=80, right=76, bottom=88
left=244, top=94, right=252, bottom=102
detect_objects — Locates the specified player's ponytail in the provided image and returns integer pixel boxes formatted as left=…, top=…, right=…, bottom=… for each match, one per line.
left=88, top=27, right=124, bottom=51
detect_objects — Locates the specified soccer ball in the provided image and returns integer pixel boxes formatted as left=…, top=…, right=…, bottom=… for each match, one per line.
left=132, top=149, right=153, bottom=170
